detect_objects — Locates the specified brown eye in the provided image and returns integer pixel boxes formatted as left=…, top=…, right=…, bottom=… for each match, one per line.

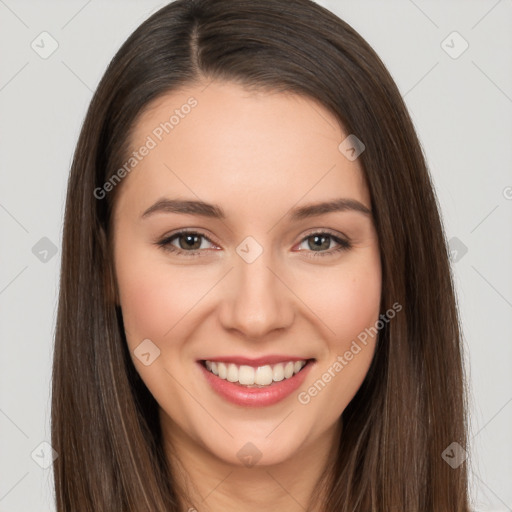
left=176, top=233, right=203, bottom=250
left=296, top=231, right=352, bottom=258
left=306, top=234, right=332, bottom=251
left=157, top=231, right=216, bottom=255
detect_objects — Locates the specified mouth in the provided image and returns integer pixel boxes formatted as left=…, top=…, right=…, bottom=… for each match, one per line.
left=200, top=358, right=314, bottom=388
left=197, top=357, right=316, bottom=407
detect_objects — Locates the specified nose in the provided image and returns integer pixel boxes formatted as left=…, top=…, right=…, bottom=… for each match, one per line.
left=218, top=251, right=295, bottom=341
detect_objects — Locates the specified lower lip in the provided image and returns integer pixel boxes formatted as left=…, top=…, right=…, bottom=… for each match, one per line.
left=198, top=360, right=314, bottom=407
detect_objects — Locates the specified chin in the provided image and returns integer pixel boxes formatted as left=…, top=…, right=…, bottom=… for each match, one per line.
left=200, top=424, right=308, bottom=468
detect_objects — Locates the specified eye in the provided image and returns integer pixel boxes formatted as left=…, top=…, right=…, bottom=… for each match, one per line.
left=156, top=230, right=217, bottom=257
left=156, top=229, right=352, bottom=258
left=295, top=231, right=352, bottom=258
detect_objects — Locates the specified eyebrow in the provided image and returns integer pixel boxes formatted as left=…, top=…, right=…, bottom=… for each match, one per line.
left=141, top=197, right=372, bottom=220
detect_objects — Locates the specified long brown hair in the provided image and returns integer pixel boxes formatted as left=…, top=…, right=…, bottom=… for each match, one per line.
left=52, top=0, right=471, bottom=509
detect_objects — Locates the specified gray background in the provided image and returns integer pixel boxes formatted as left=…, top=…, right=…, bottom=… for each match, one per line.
left=0, top=0, right=511, bottom=510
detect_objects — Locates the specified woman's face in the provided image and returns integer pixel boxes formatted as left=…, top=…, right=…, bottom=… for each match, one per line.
left=112, top=80, right=381, bottom=467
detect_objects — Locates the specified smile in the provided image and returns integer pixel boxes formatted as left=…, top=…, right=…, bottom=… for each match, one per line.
left=203, top=359, right=308, bottom=387
left=198, top=358, right=315, bottom=407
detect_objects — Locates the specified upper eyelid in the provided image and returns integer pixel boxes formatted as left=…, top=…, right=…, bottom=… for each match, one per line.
left=161, top=229, right=220, bottom=247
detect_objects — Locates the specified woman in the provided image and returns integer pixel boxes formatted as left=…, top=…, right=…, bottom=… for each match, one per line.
left=51, top=0, right=471, bottom=510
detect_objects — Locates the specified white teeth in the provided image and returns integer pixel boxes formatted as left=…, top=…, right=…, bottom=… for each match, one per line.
left=254, top=365, right=273, bottom=386
left=217, top=362, right=227, bottom=379
left=227, top=363, right=238, bottom=382
left=238, top=365, right=255, bottom=385
left=204, top=359, right=307, bottom=387
left=284, top=362, right=294, bottom=379
left=272, top=364, right=284, bottom=382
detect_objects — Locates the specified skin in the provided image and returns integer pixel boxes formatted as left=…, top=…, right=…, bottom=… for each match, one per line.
left=112, top=80, right=382, bottom=512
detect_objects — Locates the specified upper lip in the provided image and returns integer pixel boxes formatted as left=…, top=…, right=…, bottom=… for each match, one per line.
left=199, top=355, right=314, bottom=366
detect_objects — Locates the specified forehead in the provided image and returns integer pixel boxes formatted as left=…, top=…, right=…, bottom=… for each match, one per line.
left=116, top=80, right=370, bottom=219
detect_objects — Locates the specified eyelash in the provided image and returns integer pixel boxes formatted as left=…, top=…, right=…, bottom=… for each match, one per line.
left=156, top=229, right=352, bottom=259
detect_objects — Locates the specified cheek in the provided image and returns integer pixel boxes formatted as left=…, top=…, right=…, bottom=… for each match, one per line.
left=300, top=256, right=382, bottom=346
left=116, top=262, right=166, bottom=344
left=299, top=255, right=382, bottom=415
left=115, top=246, right=200, bottom=346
